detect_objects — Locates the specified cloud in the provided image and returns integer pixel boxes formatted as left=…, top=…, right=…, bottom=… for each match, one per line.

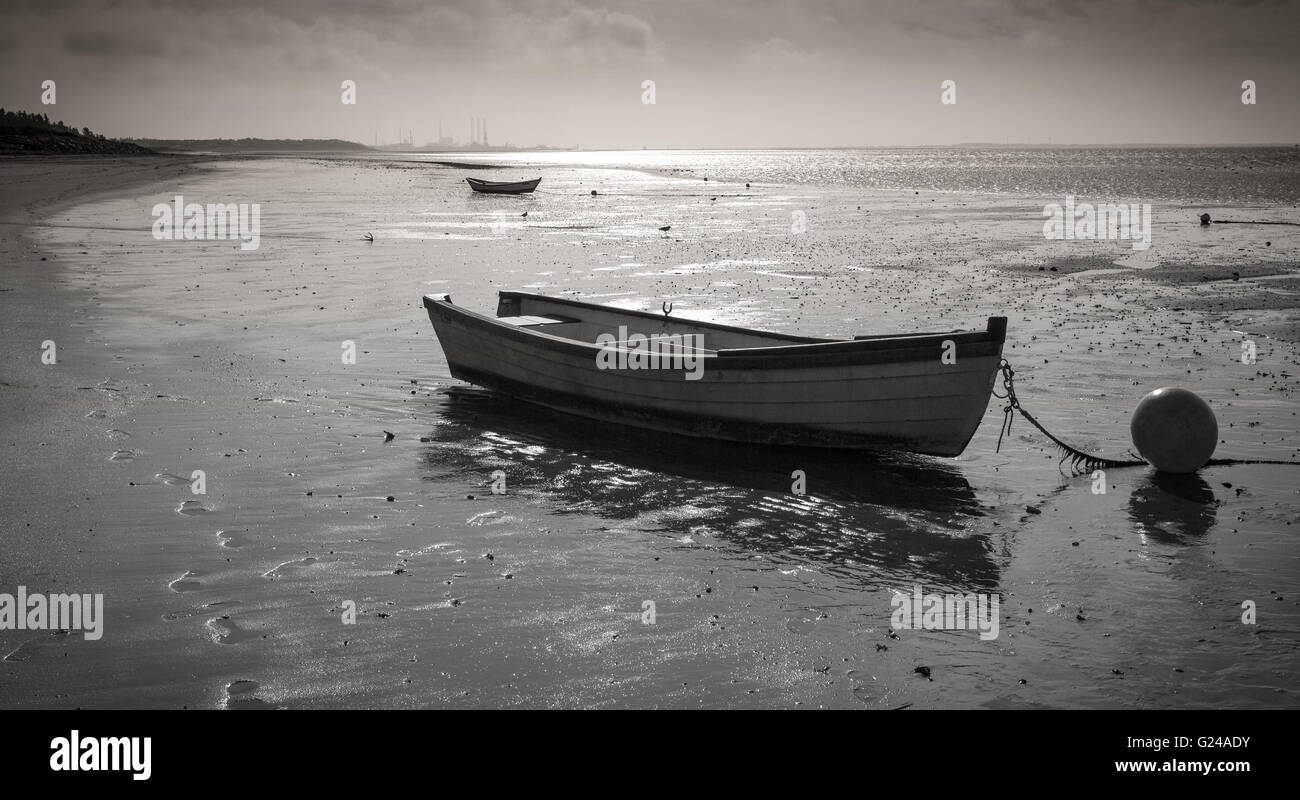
left=501, top=4, right=663, bottom=66
left=62, top=31, right=162, bottom=56
left=1019, top=29, right=1065, bottom=49
left=744, top=37, right=818, bottom=67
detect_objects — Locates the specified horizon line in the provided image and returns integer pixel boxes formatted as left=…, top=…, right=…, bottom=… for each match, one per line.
left=126, top=138, right=1300, bottom=150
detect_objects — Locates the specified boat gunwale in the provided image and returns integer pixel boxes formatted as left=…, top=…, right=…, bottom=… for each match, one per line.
left=496, top=290, right=1007, bottom=346
left=496, top=290, right=833, bottom=344
left=425, top=292, right=1007, bottom=364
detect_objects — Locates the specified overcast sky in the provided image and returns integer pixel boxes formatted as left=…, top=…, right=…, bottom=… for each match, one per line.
left=1, top=0, right=1296, bottom=147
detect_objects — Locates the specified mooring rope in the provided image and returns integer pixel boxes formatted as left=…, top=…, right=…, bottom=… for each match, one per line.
left=993, top=359, right=1300, bottom=474
left=1211, top=220, right=1300, bottom=226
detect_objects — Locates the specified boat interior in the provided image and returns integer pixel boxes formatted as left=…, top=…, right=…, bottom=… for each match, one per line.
left=487, top=291, right=967, bottom=351
left=495, top=293, right=822, bottom=350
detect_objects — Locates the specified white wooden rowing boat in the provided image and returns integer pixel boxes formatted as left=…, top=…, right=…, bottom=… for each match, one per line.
left=465, top=177, right=541, bottom=194
left=423, top=291, right=1007, bottom=456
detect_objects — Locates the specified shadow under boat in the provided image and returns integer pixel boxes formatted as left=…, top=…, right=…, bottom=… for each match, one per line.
left=419, top=386, right=1006, bottom=590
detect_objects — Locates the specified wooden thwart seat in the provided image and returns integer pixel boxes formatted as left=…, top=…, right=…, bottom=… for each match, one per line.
left=496, top=314, right=579, bottom=327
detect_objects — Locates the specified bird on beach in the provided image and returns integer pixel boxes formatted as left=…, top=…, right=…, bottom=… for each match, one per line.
left=658, top=225, right=671, bottom=233
left=520, top=211, right=528, bottom=218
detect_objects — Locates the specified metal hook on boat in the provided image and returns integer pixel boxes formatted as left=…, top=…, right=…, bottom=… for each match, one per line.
left=662, top=301, right=673, bottom=316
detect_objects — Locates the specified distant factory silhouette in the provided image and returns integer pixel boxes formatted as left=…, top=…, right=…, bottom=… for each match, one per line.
left=372, top=116, right=576, bottom=153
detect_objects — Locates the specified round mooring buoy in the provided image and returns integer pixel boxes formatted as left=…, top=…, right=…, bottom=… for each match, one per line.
left=1130, top=387, right=1217, bottom=473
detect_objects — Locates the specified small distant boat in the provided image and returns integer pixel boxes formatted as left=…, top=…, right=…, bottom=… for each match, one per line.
left=466, top=177, right=541, bottom=194
left=423, top=291, right=1008, bottom=457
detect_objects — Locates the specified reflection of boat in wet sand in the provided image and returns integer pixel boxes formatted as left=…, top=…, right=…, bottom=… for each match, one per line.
left=423, top=291, right=1008, bottom=457
left=422, top=386, right=1002, bottom=588
left=465, top=177, right=541, bottom=194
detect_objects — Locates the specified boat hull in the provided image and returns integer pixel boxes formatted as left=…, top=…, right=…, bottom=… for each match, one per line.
left=424, top=292, right=1006, bottom=457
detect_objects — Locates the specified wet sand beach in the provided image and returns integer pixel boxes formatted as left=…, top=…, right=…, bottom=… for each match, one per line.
left=1, top=152, right=1297, bottom=709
